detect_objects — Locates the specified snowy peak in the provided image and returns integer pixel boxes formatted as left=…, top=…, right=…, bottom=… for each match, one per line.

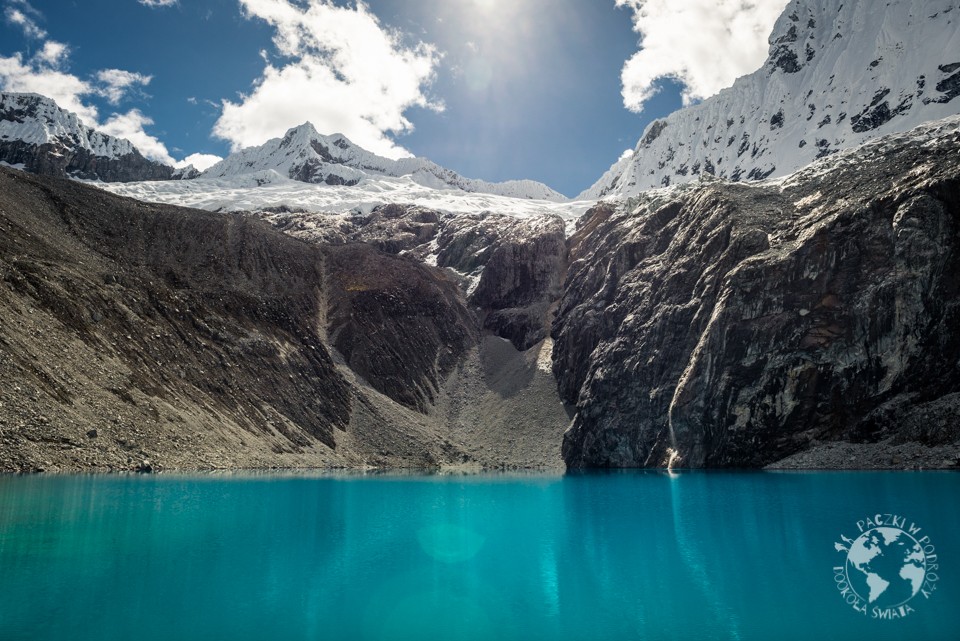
left=202, top=123, right=390, bottom=186
left=203, top=122, right=568, bottom=202
left=0, top=92, right=177, bottom=182
left=279, top=124, right=367, bottom=168
left=282, top=124, right=365, bottom=166
left=0, top=92, right=136, bottom=159
left=581, top=0, right=960, bottom=199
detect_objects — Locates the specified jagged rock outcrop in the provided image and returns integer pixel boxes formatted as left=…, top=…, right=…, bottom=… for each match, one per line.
left=172, top=165, right=201, bottom=180
left=581, top=0, right=960, bottom=199
left=446, top=215, right=567, bottom=350
left=352, top=204, right=441, bottom=254
left=556, top=117, right=960, bottom=468
left=0, top=93, right=178, bottom=182
left=0, top=139, right=177, bottom=182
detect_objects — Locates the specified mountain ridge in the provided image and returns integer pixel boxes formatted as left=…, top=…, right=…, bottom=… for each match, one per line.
left=0, top=164, right=571, bottom=472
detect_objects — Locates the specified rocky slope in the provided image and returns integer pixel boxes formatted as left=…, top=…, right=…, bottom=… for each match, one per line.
left=555, top=117, right=960, bottom=469
left=0, top=92, right=184, bottom=182
left=582, top=0, right=960, bottom=198
left=0, top=167, right=570, bottom=472
left=202, top=122, right=567, bottom=201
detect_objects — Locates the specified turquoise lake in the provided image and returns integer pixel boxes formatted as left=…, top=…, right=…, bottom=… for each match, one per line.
left=0, top=471, right=957, bottom=640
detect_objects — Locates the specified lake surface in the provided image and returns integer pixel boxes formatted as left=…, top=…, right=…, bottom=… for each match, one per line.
left=0, top=471, right=957, bottom=640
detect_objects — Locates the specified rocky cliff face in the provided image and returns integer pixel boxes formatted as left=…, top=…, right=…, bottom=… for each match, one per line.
left=452, top=215, right=567, bottom=351
left=556, top=117, right=960, bottom=468
left=0, top=92, right=178, bottom=182
left=581, top=0, right=960, bottom=199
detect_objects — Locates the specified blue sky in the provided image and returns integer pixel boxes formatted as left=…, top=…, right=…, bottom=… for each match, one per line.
left=0, top=0, right=787, bottom=196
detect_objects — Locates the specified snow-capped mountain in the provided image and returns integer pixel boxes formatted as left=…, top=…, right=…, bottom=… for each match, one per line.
left=203, top=122, right=568, bottom=202
left=0, top=92, right=181, bottom=182
left=581, top=0, right=960, bottom=199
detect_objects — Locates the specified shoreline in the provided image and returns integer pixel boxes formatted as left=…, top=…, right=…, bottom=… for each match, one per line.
left=3, top=441, right=958, bottom=476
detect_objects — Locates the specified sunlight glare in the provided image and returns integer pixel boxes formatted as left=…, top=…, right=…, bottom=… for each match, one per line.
left=472, top=0, right=498, bottom=11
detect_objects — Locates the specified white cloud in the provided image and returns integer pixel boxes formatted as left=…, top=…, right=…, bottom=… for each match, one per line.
left=138, top=0, right=178, bottom=7
left=213, top=0, right=442, bottom=158
left=617, top=0, right=790, bottom=112
left=99, top=109, right=175, bottom=165
left=96, top=68, right=152, bottom=104
left=4, top=4, right=46, bottom=39
left=0, top=51, right=98, bottom=123
left=619, top=148, right=634, bottom=161
left=35, top=40, right=68, bottom=67
left=176, top=153, right=223, bottom=171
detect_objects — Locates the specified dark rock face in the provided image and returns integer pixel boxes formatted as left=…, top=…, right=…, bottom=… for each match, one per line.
left=641, top=120, right=668, bottom=147
left=934, top=71, right=960, bottom=104
left=0, top=140, right=176, bottom=182
left=288, top=156, right=360, bottom=186
left=468, top=219, right=566, bottom=309
left=324, top=244, right=477, bottom=412
left=771, top=47, right=802, bottom=73
left=171, top=165, right=200, bottom=180
left=555, top=123, right=960, bottom=468
left=353, top=204, right=440, bottom=254
left=850, top=89, right=914, bottom=134
left=431, top=213, right=567, bottom=350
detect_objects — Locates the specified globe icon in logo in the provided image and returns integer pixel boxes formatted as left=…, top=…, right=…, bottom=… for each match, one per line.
left=844, top=526, right=926, bottom=608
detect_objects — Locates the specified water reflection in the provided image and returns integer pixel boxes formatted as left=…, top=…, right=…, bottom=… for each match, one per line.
left=0, top=472, right=956, bottom=640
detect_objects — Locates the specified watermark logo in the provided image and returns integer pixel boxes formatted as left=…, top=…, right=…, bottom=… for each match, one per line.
left=834, top=514, right=939, bottom=620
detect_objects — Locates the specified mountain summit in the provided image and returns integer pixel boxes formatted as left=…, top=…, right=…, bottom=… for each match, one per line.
left=582, top=0, right=960, bottom=199
left=0, top=92, right=185, bottom=182
left=202, top=122, right=568, bottom=202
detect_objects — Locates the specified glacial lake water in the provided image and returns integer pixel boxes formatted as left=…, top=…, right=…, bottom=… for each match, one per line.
left=0, top=471, right=957, bottom=641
